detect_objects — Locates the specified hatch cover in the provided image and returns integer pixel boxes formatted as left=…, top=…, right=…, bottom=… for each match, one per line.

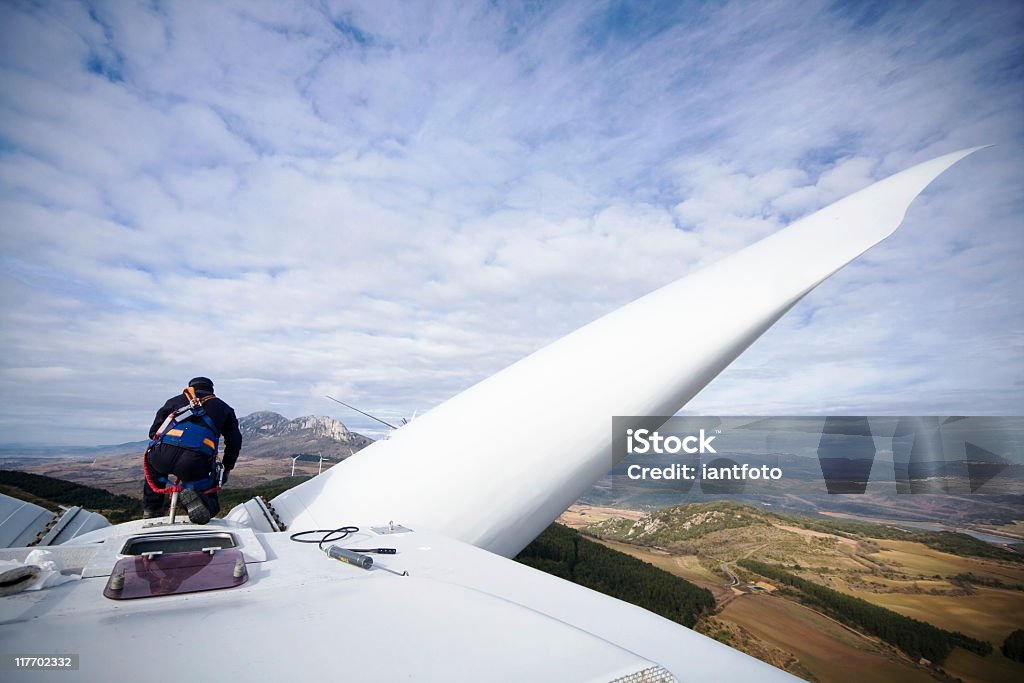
left=104, top=548, right=247, bottom=600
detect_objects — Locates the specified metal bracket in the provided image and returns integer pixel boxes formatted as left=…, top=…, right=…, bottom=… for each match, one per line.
left=370, top=521, right=413, bottom=535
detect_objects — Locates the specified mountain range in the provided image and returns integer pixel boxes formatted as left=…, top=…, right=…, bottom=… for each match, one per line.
left=0, top=412, right=374, bottom=496
left=237, top=411, right=373, bottom=459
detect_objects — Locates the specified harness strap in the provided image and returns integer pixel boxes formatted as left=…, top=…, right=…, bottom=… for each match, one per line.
left=151, top=388, right=220, bottom=457
left=184, top=386, right=215, bottom=406
left=143, top=447, right=223, bottom=496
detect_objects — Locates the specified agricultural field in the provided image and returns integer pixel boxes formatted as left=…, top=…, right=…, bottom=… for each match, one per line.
left=834, top=579, right=1024, bottom=646
left=719, top=594, right=932, bottom=683
left=581, top=501, right=1024, bottom=682
left=557, top=504, right=647, bottom=529
left=868, top=539, right=1024, bottom=585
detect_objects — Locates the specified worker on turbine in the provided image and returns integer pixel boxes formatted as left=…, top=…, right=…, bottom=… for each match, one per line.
left=142, top=377, right=243, bottom=523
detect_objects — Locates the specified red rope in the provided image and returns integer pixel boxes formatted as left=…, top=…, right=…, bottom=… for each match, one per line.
left=143, top=448, right=182, bottom=495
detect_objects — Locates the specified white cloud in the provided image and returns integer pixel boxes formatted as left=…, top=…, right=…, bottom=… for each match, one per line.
left=0, top=0, right=1021, bottom=445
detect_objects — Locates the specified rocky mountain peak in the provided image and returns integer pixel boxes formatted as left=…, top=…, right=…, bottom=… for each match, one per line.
left=239, top=411, right=293, bottom=438
left=236, top=411, right=371, bottom=460
left=239, top=412, right=352, bottom=442
left=290, top=415, right=351, bottom=441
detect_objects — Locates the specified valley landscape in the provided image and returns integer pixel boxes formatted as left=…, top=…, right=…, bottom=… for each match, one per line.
left=560, top=502, right=1024, bottom=682
left=3, top=416, right=1023, bottom=682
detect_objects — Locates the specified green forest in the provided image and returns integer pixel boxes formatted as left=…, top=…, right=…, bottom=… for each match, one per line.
left=516, top=522, right=715, bottom=628
left=217, top=476, right=310, bottom=511
left=0, top=470, right=313, bottom=524
left=1003, top=630, right=1024, bottom=662
left=738, top=558, right=992, bottom=663
left=0, top=469, right=139, bottom=523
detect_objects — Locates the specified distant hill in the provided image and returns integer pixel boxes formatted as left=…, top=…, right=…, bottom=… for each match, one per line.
left=587, top=500, right=1023, bottom=564
left=238, top=411, right=373, bottom=460
left=0, top=412, right=374, bottom=496
left=0, top=412, right=373, bottom=463
left=588, top=500, right=775, bottom=546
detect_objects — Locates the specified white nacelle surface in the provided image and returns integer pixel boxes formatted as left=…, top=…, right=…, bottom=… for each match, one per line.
left=0, top=519, right=792, bottom=682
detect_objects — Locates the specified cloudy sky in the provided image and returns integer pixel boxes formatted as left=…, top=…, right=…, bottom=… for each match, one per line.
left=0, top=0, right=1021, bottom=446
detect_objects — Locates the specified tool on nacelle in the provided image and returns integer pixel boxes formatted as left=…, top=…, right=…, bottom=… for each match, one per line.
left=289, top=526, right=408, bottom=576
left=326, top=545, right=373, bottom=569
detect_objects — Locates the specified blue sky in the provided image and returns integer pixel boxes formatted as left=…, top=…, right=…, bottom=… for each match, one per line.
left=0, top=0, right=1021, bottom=445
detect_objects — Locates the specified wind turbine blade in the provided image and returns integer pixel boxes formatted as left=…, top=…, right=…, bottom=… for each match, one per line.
left=268, top=148, right=984, bottom=557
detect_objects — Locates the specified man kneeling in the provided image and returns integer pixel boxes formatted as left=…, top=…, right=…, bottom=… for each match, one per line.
left=142, top=377, right=242, bottom=524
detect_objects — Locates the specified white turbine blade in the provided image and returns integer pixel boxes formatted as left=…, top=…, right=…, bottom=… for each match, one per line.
left=265, top=148, right=984, bottom=557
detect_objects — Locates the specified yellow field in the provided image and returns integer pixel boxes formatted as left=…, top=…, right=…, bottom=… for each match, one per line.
left=870, top=539, right=1024, bottom=584
left=839, top=574, right=952, bottom=591
left=944, top=646, right=1024, bottom=683
left=814, top=539, right=1024, bottom=647
left=595, top=538, right=725, bottom=585
left=720, top=595, right=933, bottom=683
left=557, top=504, right=646, bottom=529
left=772, top=523, right=859, bottom=549
left=851, top=585, right=1023, bottom=645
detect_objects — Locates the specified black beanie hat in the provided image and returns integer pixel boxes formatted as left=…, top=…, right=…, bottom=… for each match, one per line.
left=188, top=377, right=214, bottom=391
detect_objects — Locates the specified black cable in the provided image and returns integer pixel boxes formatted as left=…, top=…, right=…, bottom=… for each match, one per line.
left=289, top=526, right=360, bottom=552
left=288, top=527, right=396, bottom=554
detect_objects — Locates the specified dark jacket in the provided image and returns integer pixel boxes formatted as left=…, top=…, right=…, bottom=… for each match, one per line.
left=148, top=389, right=243, bottom=471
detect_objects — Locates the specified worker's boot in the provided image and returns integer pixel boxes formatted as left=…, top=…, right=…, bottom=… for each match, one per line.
left=178, top=489, right=211, bottom=525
